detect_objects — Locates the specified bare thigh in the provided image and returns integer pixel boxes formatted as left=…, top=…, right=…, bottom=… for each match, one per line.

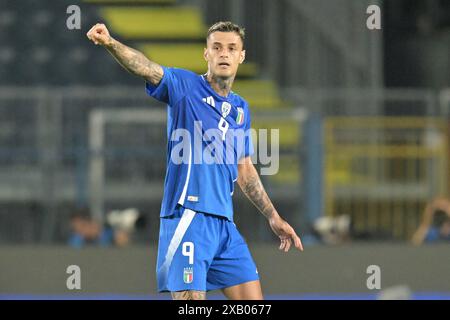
left=221, top=280, right=263, bottom=300
left=171, top=290, right=206, bottom=300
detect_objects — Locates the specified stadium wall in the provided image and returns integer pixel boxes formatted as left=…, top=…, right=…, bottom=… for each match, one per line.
left=0, top=244, right=449, bottom=298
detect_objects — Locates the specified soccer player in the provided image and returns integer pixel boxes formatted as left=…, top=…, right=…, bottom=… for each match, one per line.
left=87, top=21, right=303, bottom=300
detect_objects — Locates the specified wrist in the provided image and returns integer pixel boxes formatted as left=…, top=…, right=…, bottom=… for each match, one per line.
left=268, top=211, right=280, bottom=222
left=104, top=36, right=115, bottom=48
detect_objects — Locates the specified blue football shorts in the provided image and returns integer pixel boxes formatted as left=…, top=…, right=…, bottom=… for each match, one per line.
left=156, top=205, right=260, bottom=292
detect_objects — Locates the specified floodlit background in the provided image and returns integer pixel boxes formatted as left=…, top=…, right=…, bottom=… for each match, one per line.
left=1, top=0, right=450, bottom=299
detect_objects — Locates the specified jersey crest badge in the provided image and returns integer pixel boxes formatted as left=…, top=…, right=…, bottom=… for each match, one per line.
left=221, top=102, right=232, bottom=118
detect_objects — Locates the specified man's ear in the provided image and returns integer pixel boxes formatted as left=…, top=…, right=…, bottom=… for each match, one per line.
left=204, top=47, right=208, bottom=62
left=239, top=50, right=246, bottom=64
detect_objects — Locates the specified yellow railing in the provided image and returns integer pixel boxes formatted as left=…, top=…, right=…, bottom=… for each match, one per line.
left=324, top=117, right=449, bottom=239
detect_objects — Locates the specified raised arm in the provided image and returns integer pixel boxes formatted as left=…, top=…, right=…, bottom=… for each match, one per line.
left=412, top=197, right=450, bottom=245
left=237, top=156, right=303, bottom=252
left=86, top=23, right=163, bottom=85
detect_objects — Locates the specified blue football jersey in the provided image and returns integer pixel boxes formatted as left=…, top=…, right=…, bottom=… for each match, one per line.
left=145, top=67, right=253, bottom=221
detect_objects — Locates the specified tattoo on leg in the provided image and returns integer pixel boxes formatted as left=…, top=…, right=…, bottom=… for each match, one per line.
left=171, top=290, right=206, bottom=300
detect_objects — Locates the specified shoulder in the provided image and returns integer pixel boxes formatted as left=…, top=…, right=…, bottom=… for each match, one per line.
left=230, top=92, right=250, bottom=111
left=164, top=67, right=200, bottom=81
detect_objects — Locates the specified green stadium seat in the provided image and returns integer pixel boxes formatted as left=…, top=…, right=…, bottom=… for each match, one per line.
left=140, top=43, right=258, bottom=77
left=100, top=7, right=206, bottom=39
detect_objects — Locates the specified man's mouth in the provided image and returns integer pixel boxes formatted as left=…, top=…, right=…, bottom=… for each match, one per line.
left=218, top=62, right=230, bottom=67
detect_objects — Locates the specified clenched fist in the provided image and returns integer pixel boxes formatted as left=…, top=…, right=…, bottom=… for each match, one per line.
left=87, top=23, right=112, bottom=46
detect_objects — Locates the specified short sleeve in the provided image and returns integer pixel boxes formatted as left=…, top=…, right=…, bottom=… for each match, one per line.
left=243, top=104, right=254, bottom=158
left=145, top=67, right=192, bottom=106
left=424, top=227, right=440, bottom=242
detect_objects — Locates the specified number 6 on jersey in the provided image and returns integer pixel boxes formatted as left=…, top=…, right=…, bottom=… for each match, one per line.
left=182, top=242, right=194, bottom=265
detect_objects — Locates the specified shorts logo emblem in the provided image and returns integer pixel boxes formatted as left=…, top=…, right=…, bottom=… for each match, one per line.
left=183, top=267, right=193, bottom=284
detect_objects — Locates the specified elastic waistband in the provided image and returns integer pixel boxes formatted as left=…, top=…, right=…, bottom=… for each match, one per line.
left=163, top=205, right=231, bottom=222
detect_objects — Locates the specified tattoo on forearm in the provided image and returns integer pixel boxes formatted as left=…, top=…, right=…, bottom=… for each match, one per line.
left=171, top=291, right=206, bottom=300
left=239, top=171, right=276, bottom=220
left=106, top=38, right=163, bottom=85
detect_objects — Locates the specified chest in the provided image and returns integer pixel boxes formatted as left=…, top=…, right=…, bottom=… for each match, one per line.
left=186, top=90, right=246, bottom=131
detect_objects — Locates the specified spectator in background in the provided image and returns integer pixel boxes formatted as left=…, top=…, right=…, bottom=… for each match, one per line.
left=68, top=208, right=134, bottom=248
left=412, top=197, right=450, bottom=245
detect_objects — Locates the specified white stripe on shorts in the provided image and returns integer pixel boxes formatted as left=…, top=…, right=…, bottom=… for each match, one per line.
left=161, top=208, right=196, bottom=275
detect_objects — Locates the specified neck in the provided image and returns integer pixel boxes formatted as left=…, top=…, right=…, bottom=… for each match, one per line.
left=206, top=72, right=234, bottom=97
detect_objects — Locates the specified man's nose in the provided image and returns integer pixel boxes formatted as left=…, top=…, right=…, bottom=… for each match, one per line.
left=219, top=48, right=229, bottom=57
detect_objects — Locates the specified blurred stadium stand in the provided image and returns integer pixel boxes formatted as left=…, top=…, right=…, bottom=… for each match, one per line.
left=1, top=0, right=450, bottom=246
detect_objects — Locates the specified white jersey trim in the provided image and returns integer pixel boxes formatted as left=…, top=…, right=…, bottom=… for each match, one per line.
left=177, top=142, right=192, bottom=206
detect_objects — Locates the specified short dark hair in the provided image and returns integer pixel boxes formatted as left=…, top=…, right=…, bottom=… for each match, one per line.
left=433, top=210, right=450, bottom=227
left=207, top=21, right=245, bottom=47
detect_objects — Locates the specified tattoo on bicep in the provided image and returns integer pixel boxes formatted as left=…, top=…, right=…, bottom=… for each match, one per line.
left=171, top=291, right=206, bottom=300
left=240, top=173, right=275, bottom=219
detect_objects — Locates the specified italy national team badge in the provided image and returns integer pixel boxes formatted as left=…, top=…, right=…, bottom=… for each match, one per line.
left=221, top=102, right=232, bottom=118
left=236, top=107, right=244, bottom=125
left=183, top=267, right=193, bottom=284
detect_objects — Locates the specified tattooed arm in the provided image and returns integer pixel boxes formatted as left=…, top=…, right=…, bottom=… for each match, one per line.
left=86, top=23, right=163, bottom=85
left=238, top=156, right=303, bottom=252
